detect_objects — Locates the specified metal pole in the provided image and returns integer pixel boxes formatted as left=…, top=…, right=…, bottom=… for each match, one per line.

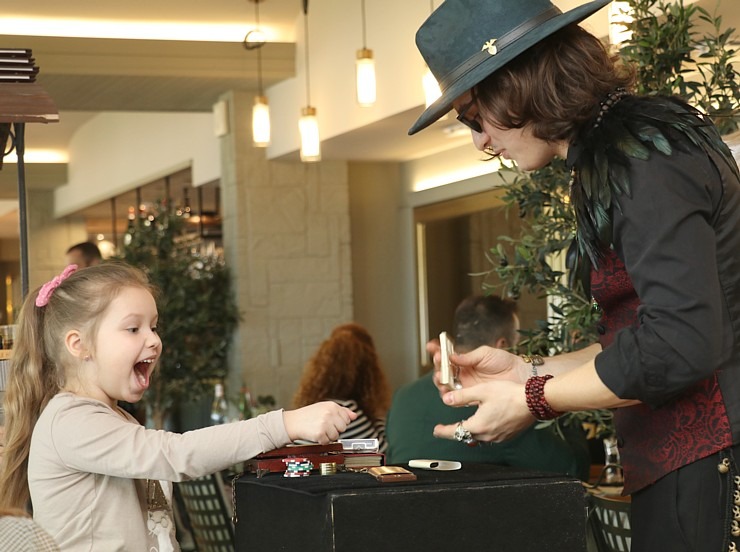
left=110, top=197, right=117, bottom=251
left=15, top=122, right=28, bottom=298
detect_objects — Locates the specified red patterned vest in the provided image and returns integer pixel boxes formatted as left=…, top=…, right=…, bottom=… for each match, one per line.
left=591, top=249, right=732, bottom=495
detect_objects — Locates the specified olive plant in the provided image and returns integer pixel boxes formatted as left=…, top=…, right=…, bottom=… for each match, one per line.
left=118, top=203, right=240, bottom=429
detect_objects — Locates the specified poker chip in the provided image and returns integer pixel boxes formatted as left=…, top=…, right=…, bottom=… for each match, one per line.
left=282, top=457, right=309, bottom=464
left=282, top=457, right=313, bottom=478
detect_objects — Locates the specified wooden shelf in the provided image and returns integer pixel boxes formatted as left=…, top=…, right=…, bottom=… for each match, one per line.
left=0, top=82, right=58, bottom=124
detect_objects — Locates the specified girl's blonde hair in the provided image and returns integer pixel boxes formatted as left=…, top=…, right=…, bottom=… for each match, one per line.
left=0, top=261, right=154, bottom=510
left=292, top=323, right=391, bottom=421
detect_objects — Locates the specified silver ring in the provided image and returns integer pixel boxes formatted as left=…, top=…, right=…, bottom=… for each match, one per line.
left=454, top=422, right=475, bottom=444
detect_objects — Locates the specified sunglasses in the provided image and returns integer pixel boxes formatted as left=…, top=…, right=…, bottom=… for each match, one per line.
left=456, top=99, right=483, bottom=133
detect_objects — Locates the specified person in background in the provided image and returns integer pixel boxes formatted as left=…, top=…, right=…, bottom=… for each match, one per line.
left=386, top=295, right=589, bottom=480
left=293, top=323, right=392, bottom=453
left=65, top=241, right=102, bottom=268
left=409, top=0, right=740, bottom=549
left=0, top=262, right=355, bottom=551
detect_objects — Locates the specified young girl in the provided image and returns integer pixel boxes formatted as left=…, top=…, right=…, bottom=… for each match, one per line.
left=410, top=0, right=740, bottom=549
left=0, top=262, right=355, bottom=551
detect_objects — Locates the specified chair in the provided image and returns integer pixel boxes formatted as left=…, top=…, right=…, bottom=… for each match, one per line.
left=175, top=473, right=234, bottom=552
left=587, top=490, right=632, bottom=552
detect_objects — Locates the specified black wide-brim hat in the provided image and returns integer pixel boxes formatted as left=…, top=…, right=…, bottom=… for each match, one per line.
left=408, top=0, right=612, bottom=135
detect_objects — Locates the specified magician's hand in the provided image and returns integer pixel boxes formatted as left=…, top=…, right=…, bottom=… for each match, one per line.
left=428, top=343, right=528, bottom=397
left=432, top=380, right=536, bottom=443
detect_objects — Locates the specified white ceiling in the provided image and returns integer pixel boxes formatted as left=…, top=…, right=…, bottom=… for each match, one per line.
left=2, top=0, right=738, bottom=158
left=3, top=0, right=738, bottom=168
left=2, top=0, right=303, bottom=42
left=0, top=1, right=474, bottom=188
left=0, top=0, right=472, bottom=238
left=0, top=0, right=463, bottom=167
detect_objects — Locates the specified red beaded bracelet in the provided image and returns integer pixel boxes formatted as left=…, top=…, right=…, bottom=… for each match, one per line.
left=524, top=375, right=562, bottom=421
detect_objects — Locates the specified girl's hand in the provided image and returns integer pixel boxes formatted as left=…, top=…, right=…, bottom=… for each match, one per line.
left=432, top=380, right=535, bottom=443
left=283, top=401, right=358, bottom=444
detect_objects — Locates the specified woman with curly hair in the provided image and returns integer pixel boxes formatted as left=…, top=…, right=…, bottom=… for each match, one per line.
left=293, top=323, right=392, bottom=453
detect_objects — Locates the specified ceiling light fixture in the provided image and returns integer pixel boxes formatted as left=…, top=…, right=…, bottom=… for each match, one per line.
left=244, top=0, right=270, bottom=147
left=422, top=1, right=442, bottom=108
left=608, top=1, right=633, bottom=48
left=0, top=17, right=283, bottom=43
left=422, top=66, right=442, bottom=108
left=299, top=0, right=320, bottom=162
left=356, top=0, right=376, bottom=107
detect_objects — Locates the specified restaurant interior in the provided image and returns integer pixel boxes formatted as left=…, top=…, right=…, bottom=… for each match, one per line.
left=0, top=1, right=738, bottom=550
left=0, top=0, right=619, bottom=407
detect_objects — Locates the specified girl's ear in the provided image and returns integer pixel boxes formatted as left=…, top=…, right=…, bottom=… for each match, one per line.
left=64, top=329, right=86, bottom=359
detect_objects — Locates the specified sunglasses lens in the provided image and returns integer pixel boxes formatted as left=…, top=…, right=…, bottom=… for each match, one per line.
left=456, top=101, right=482, bottom=133
left=460, top=116, right=482, bottom=133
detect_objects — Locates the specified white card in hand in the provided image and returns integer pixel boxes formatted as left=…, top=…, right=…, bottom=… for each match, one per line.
left=439, top=331, right=455, bottom=388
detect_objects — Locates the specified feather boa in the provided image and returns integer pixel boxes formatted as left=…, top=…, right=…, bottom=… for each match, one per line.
left=566, top=94, right=740, bottom=288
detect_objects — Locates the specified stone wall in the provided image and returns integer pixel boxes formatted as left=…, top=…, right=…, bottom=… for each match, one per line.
left=219, top=90, right=353, bottom=409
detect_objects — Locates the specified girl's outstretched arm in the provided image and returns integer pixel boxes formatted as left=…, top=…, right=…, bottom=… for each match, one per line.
left=282, top=401, right=357, bottom=444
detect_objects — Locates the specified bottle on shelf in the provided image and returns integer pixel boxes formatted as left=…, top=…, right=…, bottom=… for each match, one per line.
left=238, top=385, right=254, bottom=420
left=210, top=382, right=228, bottom=425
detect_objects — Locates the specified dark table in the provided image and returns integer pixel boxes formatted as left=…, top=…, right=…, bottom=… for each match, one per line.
left=233, top=462, right=587, bottom=552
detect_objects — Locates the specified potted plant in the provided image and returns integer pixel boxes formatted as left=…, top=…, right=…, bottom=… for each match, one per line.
left=116, top=202, right=240, bottom=429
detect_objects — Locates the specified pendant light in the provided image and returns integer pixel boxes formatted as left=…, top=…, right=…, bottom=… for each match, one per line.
left=300, top=0, right=320, bottom=162
left=608, top=1, right=633, bottom=48
left=422, top=66, right=442, bottom=108
left=244, top=0, right=270, bottom=147
left=422, top=0, right=441, bottom=107
left=356, top=0, right=376, bottom=107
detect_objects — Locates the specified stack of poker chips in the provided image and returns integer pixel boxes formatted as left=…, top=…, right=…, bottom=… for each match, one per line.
left=320, top=462, right=337, bottom=476
left=282, top=457, right=313, bottom=478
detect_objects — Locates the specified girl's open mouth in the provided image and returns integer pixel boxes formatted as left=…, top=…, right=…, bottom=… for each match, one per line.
left=134, top=359, right=154, bottom=388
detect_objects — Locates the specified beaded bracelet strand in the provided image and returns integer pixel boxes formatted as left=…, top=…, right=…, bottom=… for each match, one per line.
left=524, top=374, right=562, bottom=421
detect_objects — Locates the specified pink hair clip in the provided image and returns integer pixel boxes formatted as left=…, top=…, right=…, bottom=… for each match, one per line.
left=35, top=264, right=79, bottom=307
